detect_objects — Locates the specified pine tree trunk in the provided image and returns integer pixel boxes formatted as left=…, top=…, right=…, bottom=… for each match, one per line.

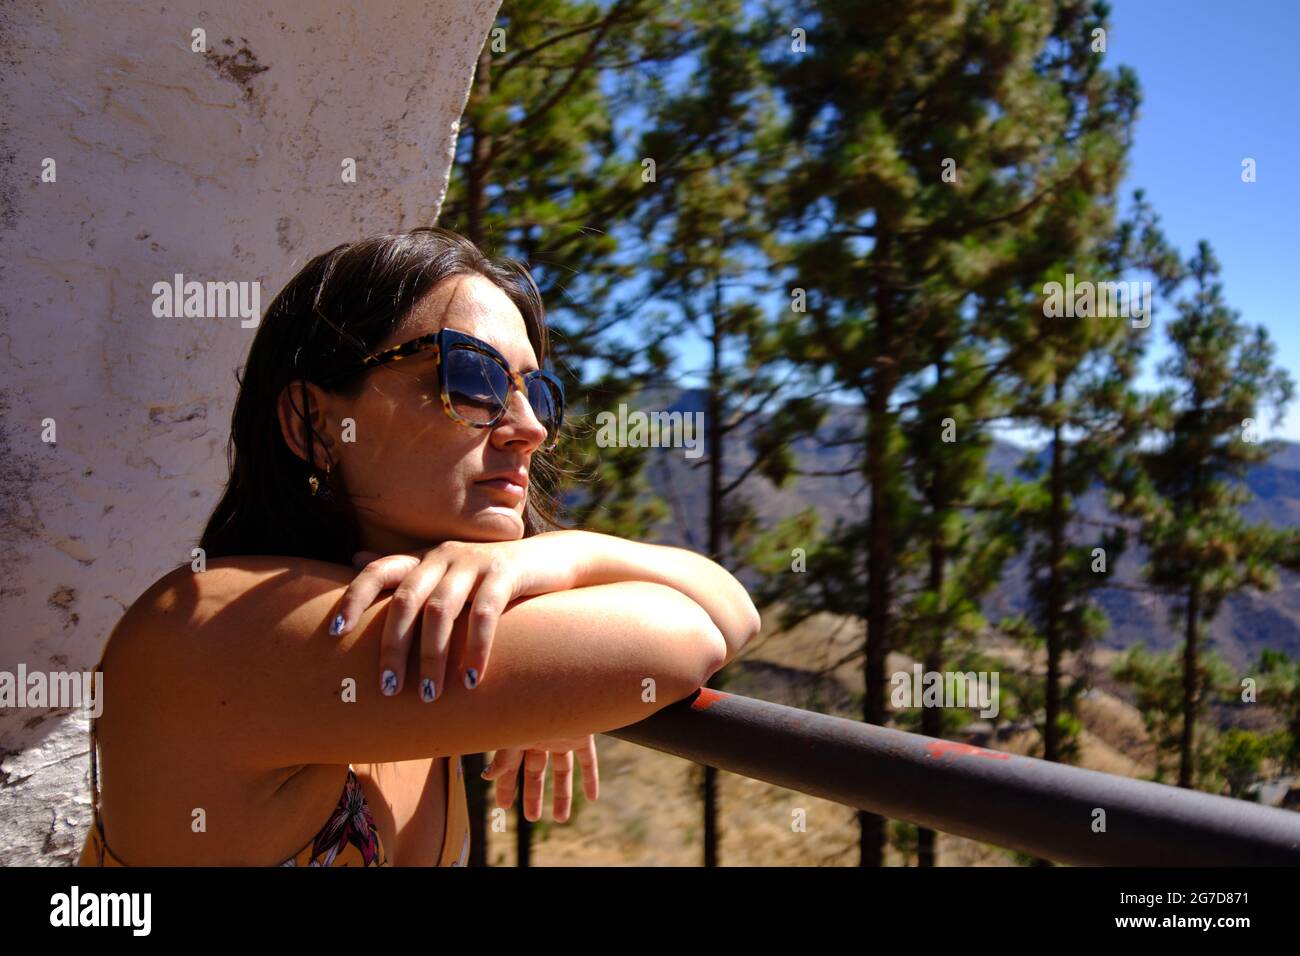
left=918, top=354, right=946, bottom=868
left=1179, top=581, right=1201, bottom=788
left=1045, top=379, right=1064, bottom=768
left=1034, top=380, right=1066, bottom=868
left=862, top=235, right=896, bottom=867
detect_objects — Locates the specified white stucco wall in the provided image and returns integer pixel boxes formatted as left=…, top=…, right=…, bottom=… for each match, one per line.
left=0, top=0, right=501, bottom=865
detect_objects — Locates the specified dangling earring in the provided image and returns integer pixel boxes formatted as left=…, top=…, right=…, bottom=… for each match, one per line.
left=308, top=459, right=332, bottom=497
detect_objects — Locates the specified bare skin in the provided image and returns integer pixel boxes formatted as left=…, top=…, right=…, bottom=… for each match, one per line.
left=94, top=563, right=730, bottom=865
left=91, top=274, right=758, bottom=865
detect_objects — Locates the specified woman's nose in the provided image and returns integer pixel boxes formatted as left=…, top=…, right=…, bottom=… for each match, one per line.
left=503, top=383, right=549, bottom=443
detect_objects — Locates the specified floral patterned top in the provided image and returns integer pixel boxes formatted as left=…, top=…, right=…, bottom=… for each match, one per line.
left=79, top=650, right=470, bottom=867
left=279, top=766, right=389, bottom=867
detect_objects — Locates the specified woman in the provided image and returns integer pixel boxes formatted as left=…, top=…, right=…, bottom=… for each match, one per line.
left=80, top=226, right=760, bottom=867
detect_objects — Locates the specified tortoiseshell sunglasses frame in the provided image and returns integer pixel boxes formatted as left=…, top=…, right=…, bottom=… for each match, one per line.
left=329, top=326, right=564, bottom=451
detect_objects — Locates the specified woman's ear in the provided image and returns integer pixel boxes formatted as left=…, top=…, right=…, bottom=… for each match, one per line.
left=276, top=378, right=336, bottom=470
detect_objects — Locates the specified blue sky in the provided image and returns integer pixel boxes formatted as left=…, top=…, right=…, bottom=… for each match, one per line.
left=1110, top=0, right=1300, bottom=439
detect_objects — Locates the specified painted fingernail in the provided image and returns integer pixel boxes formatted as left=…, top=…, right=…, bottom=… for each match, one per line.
left=480, top=766, right=492, bottom=779
left=381, top=670, right=398, bottom=696
left=421, top=678, right=436, bottom=703
left=329, top=613, right=346, bottom=636
left=464, top=667, right=478, bottom=689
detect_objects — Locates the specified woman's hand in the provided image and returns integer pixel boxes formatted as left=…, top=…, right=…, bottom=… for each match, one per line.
left=332, top=535, right=586, bottom=701
left=481, top=734, right=599, bottom=823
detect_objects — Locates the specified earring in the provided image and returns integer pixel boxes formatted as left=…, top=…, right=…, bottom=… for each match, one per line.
left=308, top=459, right=333, bottom=497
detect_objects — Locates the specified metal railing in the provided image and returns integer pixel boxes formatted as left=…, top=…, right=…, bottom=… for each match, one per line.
left=605, top=688, right=1300, bottom=865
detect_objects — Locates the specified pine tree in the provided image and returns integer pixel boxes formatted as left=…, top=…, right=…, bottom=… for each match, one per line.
left=622, top=0, right=829, bottom=866
left=998, top=190, right=1177, bottom=807
left=896, top=309, right=1021, bottom=866
left=1255, top=649, right=1300, bottom=776
left=1112, top=643, right=1234, bottom=788
left=762, top=0, right=1142, bottom=864
left=1118, top=241, right=1298, bottom=788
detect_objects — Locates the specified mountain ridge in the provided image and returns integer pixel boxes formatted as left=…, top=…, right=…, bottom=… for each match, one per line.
left=621, top=387, right=1300, bottom=671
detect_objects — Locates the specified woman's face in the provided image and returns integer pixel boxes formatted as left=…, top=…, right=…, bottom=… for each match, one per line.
left=280, top=273, right=551, bottom=554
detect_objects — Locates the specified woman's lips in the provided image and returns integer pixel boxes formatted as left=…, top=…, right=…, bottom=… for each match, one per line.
left=477, top=478, right=526, bottom=499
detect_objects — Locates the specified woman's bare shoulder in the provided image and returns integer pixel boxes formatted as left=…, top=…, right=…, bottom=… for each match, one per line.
left=104, top=555, right=347, bottom=674
left=95, top=557, right=358, bottom=863
left=98, top=554, right=356, bottom=769
left=123, top=555, right=342, bottom=621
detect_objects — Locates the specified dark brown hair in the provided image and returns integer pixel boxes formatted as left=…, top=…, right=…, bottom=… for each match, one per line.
left=198, top=226, right=567, bottom=565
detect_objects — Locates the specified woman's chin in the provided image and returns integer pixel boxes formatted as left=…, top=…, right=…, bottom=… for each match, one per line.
left=465, top=507, right=525, bottom=537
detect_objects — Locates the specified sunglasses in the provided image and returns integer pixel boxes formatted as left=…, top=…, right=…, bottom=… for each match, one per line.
left=327, top=327, right=565, bottom=451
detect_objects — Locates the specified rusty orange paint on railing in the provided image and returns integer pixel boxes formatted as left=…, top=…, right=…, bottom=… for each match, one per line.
left=690, top=688, right=728, bottom=711
left=924, top=740, right=1011, bottom=761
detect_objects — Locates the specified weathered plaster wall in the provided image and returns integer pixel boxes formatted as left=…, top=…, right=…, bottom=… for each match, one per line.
left=0, top=0, right=501, bottom=864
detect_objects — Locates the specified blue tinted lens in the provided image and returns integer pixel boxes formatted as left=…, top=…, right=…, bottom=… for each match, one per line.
left=525, top=374, right=563, bottom=439
left=445, top=347, right=509, bottom=422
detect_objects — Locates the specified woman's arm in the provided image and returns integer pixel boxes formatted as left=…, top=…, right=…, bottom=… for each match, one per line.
left=122, top=558, right=730, bottom=768
left=337, top=530, right=759, bottom=699
left=546, top=529, right=761, bottom=666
